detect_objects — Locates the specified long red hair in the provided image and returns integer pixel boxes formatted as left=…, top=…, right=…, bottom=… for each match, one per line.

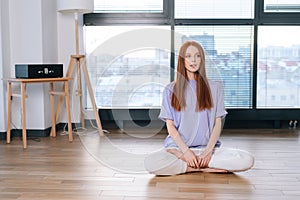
left=171, top=40, right=213, bottom=111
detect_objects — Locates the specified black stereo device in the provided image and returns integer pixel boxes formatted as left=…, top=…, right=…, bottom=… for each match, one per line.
left=15, top=64, right=64, bottom=78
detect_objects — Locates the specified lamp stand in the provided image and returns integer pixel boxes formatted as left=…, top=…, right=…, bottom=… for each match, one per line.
left=51, top=13, right=103, bottom=137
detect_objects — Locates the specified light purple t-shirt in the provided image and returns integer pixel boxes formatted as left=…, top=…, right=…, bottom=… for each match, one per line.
left=159, top=80, right=227, bottom=148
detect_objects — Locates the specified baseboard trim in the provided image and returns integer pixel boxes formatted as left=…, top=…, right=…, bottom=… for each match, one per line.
left=0, top=120, right=100, bottom=140
left=0, top=127, right=52, bottom=141
left=1, top=119, right=294, bottom=140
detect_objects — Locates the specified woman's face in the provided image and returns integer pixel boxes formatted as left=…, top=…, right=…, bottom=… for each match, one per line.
left=184, top=45, right=201, bottom=74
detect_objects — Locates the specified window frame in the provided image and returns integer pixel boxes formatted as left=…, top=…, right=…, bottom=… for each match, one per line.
left=84, top=0, right=300, bottom=128
left=84, top=0, right=171, bottom=26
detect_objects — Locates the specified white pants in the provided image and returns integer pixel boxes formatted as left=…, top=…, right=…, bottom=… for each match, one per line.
left=144, top=147, right=254, bottom=175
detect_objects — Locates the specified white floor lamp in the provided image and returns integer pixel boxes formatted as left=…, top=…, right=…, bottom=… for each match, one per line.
left=55, top=0, right=104, bottom=136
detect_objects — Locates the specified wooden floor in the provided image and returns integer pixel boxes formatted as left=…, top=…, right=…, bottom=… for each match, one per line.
left=1, top=127, right=300, bottom=200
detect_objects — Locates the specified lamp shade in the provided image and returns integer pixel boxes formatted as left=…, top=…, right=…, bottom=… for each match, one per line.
left=57, top=0, right=94, bottom=14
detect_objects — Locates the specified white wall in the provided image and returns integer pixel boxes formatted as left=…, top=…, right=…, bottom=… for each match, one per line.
left=11, top=0, right=46, bottom=129
left=57, top=11, right=86, bottom=123
left=0, top=0, right=11, bottom=132
left=41, top=0, right=59, bottom=126
left=0, top=0, right=59, bottom=131
left=0, top=0, right=5, bottom=132
left=57, top=12, right=80, bottom=123
left=0, top=0, right=87, bottom=132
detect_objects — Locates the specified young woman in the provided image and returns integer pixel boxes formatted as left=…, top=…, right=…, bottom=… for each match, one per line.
left=144, top=40, right=254, bottom=175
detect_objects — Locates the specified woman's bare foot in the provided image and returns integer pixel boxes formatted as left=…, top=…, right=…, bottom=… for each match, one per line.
left=166, top=148, right=229, bottom=173
left=199, top=168, right=229, bottom=173
left=186, top=166, right=229, bottom=173
left=186, top=166, right=202, bottom=173
left=166, top=148, right=186, bottom=161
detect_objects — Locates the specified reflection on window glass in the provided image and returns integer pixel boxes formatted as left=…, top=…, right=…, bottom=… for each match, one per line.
left=94, top=0, right=163, bottom=13
left=85, top=26, right=171, bottom=108
left=257, top=26, right=300, bottom=108
left=175, top=26, right=253, bottom=108
left=264, top=0, right=300, bottom=12
left=175, top=0, right=254, bottom=19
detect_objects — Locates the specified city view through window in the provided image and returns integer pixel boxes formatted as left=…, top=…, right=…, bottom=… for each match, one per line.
left=175, top=26, right=252, bottom=109
left=85, top=26, right=300, bottom=109
left=85, top=26, right=171, bottom=109
left=257, top=26, right=300, bottom=108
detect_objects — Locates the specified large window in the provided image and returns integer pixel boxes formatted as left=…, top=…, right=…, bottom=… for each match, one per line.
left=257, top=26, right=300, bottom=108
left=84, top=0, right=300, bottom=117
left=175, top=0, right=254, bottom=19
left=85, top=26, right=171, bottom=108
left=175, top=26, right=253, bottom=108
left=264, top=0, right=300, bottom=12
left=94, top=0, right=163, bottom=13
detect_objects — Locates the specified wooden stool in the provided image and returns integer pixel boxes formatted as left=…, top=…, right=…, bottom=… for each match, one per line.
left=3, top=77, right=73, bottom=149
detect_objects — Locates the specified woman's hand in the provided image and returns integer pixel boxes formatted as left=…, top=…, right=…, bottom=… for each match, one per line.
left=182, top=149, right=199, bottom=168
left=197, top=151, right=213, bottom=168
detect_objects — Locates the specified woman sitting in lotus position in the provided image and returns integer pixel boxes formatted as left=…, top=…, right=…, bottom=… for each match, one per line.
left=144, top=40, right=254, bottom=175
